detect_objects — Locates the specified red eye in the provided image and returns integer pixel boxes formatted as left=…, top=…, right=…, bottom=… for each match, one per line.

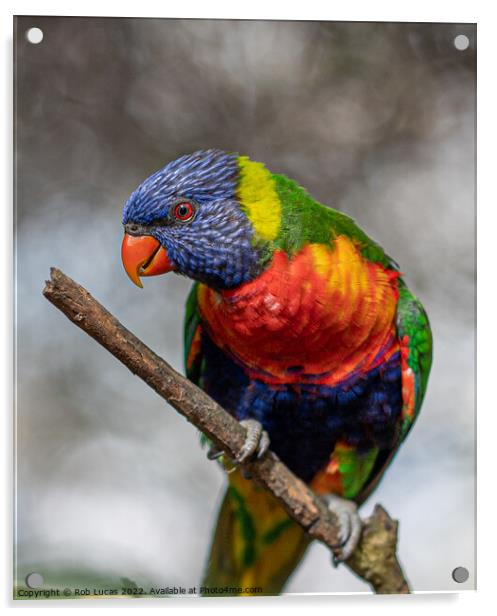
left=173, top=202, right=194, bottom=221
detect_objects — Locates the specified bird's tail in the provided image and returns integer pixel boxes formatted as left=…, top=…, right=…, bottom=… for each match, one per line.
left=201, top=468, right=310, bottom=597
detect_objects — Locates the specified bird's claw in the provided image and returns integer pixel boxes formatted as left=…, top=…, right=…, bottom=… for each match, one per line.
left=206, top=419, right=270, bottom=479
left=324, top=494, right=362, bottom=564
left=206, top=447, right=224, bottom=461
left=236, top=419, right=270, bottom=464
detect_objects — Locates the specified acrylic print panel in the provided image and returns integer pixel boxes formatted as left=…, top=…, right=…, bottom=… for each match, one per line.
left=14, top=16, right=476, bottom=599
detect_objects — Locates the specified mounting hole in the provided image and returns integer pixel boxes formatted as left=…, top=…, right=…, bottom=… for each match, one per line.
left=452, top=566, right=469, bottom=583
left=25, top=27, right=43, bottom=45
left=25, top=572, right=44, bottom=588
left=453, top=34, right=469, bottom=51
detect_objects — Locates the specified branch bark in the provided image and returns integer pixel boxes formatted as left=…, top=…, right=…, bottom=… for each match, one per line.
left=42, top=267, right=410, bottom=594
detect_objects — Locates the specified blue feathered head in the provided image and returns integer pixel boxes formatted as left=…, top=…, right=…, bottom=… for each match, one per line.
left=121, top=149, right=264, bottom=289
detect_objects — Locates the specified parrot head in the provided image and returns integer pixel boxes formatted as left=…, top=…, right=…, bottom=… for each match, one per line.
left=121, top=149, right=279, bottom=290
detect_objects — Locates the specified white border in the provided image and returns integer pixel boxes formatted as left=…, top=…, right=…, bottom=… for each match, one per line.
left=0, top=0, right=484, bottom=22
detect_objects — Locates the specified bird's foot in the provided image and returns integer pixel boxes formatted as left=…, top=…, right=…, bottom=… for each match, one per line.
left=206, top=419, right=270, bottom=479
left=324, top=494, right=362, bottom=565
left=236, top=419, right=270, bottom=464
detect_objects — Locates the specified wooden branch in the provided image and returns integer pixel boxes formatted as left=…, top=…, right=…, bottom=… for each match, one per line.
left=42, top=267, right=409, bottom=594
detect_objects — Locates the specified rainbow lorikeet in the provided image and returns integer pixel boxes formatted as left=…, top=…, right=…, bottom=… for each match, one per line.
left=121, top=149, right=432, bottom=595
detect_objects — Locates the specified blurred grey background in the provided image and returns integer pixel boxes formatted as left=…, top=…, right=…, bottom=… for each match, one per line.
left=14, top=17, right=475, bottom=595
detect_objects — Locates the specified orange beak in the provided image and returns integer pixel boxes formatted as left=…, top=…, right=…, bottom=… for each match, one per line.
left=121, top=233, right=174, bottom=288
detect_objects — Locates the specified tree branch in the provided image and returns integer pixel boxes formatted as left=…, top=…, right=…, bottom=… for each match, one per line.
left=42, top=267, right=409, bottom=594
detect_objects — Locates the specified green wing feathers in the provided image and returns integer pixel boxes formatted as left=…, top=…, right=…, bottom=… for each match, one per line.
left=396, top=282, right=433, bottom=440
left=184, top=282, right=203, bottom=385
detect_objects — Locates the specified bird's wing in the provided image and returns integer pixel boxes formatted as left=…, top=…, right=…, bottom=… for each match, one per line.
left=355, top=281, right=433, bottom=504
left=184, top=281, right=204, bottom=386
left=396, top=281, right=433, bottom=440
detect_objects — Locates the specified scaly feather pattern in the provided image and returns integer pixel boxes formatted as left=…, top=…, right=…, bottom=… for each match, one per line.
left=197, top=238, right=400, bottom=387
